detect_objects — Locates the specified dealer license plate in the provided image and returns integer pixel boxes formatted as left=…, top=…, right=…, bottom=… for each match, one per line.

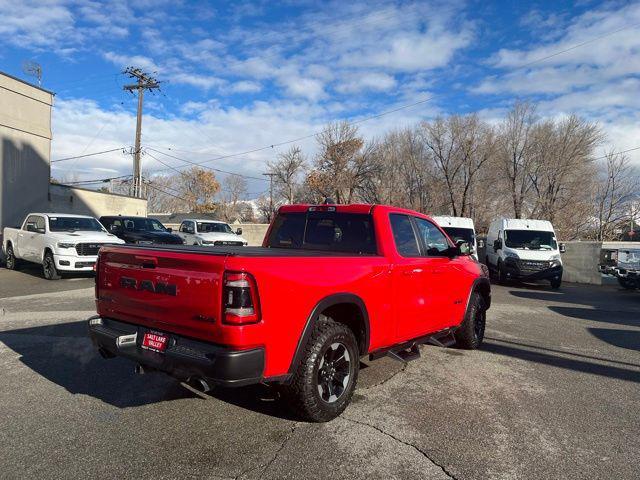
left=142, top=331, right=168, bottom=352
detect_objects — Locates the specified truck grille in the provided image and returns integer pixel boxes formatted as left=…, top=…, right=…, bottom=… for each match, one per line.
left=214, top=240, right=244, bottom=246
left=519, top=260, right=550, bottom=272
left=75, top=243, right=105, bottom=256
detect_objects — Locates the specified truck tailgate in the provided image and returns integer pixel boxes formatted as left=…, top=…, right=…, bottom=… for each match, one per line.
left=96, top=246, right=227, bottom=340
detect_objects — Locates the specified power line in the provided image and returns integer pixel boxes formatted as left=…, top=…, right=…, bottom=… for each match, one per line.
left=146, top=147, right=269, bottom=181
left=55, top=174, right=132, bottom=185
left=51, top=147, right=126, bottom=163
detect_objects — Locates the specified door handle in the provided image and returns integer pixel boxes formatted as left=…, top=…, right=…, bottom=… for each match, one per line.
left=403, top=268, right=423, bottom=276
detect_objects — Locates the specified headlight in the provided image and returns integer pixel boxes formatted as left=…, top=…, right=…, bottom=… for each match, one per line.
left=550, top=253, right=562, bottom=267
left=57, top=242, right=75, bottom=249
left=504, top=250, right=519, bottom=259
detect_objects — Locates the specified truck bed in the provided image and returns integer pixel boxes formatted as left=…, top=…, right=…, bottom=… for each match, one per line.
left=107, top=244, right=380, bottom=257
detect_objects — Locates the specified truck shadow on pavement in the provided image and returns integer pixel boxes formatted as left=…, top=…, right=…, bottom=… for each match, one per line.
left=482, top=339, right=640, bottom=383
left=0, top=319, right=301, bottom=417
left=0, top=320, right=201, bottom=408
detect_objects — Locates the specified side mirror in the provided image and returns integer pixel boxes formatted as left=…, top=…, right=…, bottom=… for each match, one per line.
left=477, top=239, right=485, bottom=249
left=109, top=224, right=122, bottom=233
left=456, top=240, right=471, bottom=256
left=559, top=243, right=566, bottom=254
left=493, top=239, right=502, bottom=252
left=236, top=228, right=243, bottom=235
left=166, top=227, right=173, bottom=233
left=187, top=228, right=195, bottom=234
left=26, top=223, right=37, bottom=232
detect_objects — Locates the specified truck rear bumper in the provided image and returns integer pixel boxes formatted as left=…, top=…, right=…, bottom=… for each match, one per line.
left=87, top=316, right=265, bottom=387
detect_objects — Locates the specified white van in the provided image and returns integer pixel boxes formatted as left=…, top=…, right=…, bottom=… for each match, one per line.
left=485, top=218, right=564, bottom=289
left=432, top=216, right=479, bottom=260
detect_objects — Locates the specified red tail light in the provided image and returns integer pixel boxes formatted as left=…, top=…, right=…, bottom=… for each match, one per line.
left=222, top=271, right=261, bottom=325
left=94, top=254, right=100, bottom=298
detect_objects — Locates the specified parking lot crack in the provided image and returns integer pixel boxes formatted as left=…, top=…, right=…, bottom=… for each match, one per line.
left=235, top=422, right=299, bottom=480
left=343, top=417, right=457, bottom=479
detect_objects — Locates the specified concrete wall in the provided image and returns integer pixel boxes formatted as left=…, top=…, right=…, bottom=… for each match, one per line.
left=49, top=184, right=147, bottom=218
left=163, top=222, right=269, bottom=246
left=0, top=72, right=53, bottom=230
left=236, top=223, right=269, bottom=246
left=561, top=241, right=603, bottom=285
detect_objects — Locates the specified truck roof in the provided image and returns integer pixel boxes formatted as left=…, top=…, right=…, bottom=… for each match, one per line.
left=29, top=213, right=96, bottom=219
left=277, top=204, right=438, bottom=220
left=495, top=218, right=555, bottom=231
left=184, top=219, right=228, bottom=224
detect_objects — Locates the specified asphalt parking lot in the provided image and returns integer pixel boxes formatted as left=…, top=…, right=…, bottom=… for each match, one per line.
left=0, top=269, right=638, bottom=479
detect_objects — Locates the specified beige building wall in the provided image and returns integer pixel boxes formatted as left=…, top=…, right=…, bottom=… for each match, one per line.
left=0, top=72, right=53, bottom=230
left=49, top=184, right=147, bottom=218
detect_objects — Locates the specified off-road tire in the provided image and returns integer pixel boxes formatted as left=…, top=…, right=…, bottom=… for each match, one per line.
left=43, top=251, right=61, bottom=280
left=550, top=278, right=562, bottom=289
left=281, top=317, right=359, bottom=422
left=454, top=292, right=486, bottom=350
left=5, top=244, right=20, bottom=270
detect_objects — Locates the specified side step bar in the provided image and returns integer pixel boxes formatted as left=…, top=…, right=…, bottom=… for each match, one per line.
left=369, top=329, right=457, bottom=363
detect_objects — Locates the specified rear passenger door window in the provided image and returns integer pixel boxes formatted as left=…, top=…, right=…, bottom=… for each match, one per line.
left=389, top=214, right=420, bottom=257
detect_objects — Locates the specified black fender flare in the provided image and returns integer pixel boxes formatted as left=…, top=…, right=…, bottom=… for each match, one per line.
left=465, top=277, right=491, bottom=317
left=288, top=293, right=370, bottom=374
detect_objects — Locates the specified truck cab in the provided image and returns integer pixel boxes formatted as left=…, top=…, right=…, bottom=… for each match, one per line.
left=432, top=216, right=479, bottom=260
left=485, top=218, right=564, bottom=289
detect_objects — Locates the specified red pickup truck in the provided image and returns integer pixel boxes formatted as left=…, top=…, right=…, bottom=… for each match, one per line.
left=89, top=204, right=490, bottom=421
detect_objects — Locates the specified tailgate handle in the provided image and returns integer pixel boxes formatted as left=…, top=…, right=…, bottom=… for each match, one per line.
left=135, top=256, right=157, bottom=269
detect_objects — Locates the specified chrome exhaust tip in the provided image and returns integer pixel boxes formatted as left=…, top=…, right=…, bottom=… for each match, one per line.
left=188, top=376, right=211, bottom=393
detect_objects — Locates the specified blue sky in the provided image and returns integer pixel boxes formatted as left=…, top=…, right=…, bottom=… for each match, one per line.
left=1, top=0, right=639, bottom=196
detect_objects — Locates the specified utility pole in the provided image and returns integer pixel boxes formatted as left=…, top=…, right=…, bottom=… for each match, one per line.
left=263, top=172, right=276, bottom=222
left=123, top=67, right=160, bottom=198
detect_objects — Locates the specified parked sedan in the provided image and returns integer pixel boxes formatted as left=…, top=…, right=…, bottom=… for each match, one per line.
left=99, top=216, right=184, bottom=245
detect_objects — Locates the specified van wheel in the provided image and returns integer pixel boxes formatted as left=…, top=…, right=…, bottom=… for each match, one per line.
left=454, top=292, right=486, bottom=349
left=497, top=261, right=508, bottom=285
left=5, top=244, right=20, bottom=270
left=281, top=316, right=359, bottom=422
left=43, top=251, right=61, bottom=280
left=550, top=278, right=562, bottom=289
left=617, top=278, right=635, bottom=290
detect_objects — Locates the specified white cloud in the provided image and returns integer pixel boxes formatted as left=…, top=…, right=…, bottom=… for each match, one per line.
left=228, top=80, right=262, bottom=93
left=336, top=72, right=397, bottom=94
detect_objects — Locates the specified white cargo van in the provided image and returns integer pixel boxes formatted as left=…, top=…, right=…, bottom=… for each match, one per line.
left=432, top=216, right=479, bottom=260
left=485, top=218, right=565, bottom=289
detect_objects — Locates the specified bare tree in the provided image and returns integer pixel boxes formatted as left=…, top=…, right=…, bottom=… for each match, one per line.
left=420, top=114, right=495, bottom=217
left=593, top=152, right=639, bottom=241
left=268, top=146, right=307, bottom=204
left=496, top=102, right=538, bottom=218
left=309, top=122, right=377, bottom=203
left=219, top=175, right=248, bottom=222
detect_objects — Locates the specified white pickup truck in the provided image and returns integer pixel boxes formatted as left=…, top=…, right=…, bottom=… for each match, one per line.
left=176, top=219, right=249, bottom=246
left=2, top=213, right=124, bottom=280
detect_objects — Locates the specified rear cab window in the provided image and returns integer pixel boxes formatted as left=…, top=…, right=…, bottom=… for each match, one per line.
left=389, top=214, right=420, bottom=257
left=266, top=211, right=377, bottom=254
